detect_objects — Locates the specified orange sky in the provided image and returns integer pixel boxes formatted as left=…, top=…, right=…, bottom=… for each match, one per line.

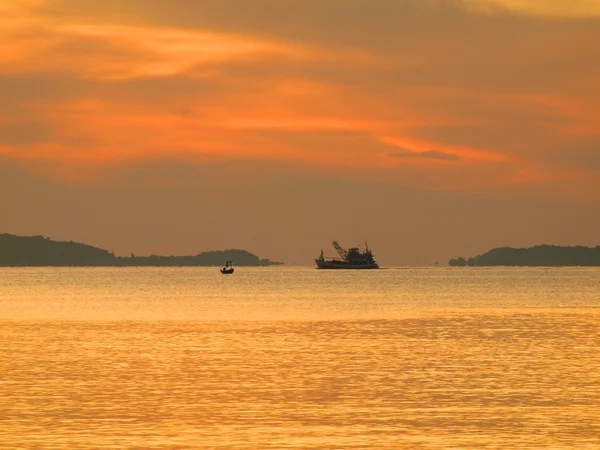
left=1, top=0, right=600, bottom=265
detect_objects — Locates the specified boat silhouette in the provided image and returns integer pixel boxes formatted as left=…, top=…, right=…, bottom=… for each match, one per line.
left=316, top=241, right=379, bottom=269
left=220, top=261, right=234, bottom=274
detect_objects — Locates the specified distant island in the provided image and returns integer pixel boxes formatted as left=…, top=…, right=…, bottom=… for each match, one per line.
left=0, top=234, right=283, bottom=267
left=449, top=245, right=600, bottom=267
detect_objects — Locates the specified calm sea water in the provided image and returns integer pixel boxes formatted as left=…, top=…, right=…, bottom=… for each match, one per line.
left=1, top=267, right=599, bottom=449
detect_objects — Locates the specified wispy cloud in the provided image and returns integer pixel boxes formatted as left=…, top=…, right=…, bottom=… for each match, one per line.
left=460, top=0, right=600, bottom=18
left=388, top=149, right=460, bottom=162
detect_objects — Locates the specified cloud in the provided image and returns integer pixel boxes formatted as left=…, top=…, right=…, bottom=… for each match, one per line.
left=388, top=148, right=460, bottom=161
left=461, top=0, right=600, bottom=18
left=0, top=0, right=599, bottom=199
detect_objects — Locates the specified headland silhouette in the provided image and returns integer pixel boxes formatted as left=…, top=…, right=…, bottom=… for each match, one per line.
left=449, top=245, right=600, bottom=267
left=0, top=234, right=283, bottom=267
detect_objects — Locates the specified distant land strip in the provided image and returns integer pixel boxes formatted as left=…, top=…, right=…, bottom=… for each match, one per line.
left=449, top=245, right=600, bottom=267
left=0, top=234, right=283, bottom=267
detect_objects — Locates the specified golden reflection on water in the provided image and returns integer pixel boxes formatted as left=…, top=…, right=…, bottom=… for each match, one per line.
left=0, top=268, right=599, bottom=449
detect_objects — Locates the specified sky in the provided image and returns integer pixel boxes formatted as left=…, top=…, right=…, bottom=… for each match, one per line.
left=1, top=0, right=600, bottom=266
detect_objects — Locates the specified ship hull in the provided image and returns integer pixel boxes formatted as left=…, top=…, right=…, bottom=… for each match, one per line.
left=315, top=259, right=379, bottom=270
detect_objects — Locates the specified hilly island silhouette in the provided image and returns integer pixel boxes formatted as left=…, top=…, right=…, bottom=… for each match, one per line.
left=449, top=245, right=600, bottom=267
left=0, top=234, right=282, bottom=267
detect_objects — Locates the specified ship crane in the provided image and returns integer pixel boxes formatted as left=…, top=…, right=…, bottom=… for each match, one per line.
left=332, top=240, right=348, bottom=260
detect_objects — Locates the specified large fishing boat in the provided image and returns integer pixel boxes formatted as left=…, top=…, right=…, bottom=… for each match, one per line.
left=315, top=241, right=379, bottom=269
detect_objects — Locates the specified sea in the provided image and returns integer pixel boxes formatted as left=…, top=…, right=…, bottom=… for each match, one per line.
left=1, top=266, right=599, bottom=449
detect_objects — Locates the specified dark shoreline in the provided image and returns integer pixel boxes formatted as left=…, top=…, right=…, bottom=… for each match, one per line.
left=449, top=245, right=600, bottom=267
left=0, top=233, right=283, bottom=267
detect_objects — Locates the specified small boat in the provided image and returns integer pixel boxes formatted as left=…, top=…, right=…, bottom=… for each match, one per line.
left=220, top=261, right=234, bottom=274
